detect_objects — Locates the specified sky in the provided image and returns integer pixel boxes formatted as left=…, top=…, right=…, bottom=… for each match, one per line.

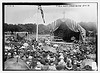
left=5, top=3, right=97, bottom=25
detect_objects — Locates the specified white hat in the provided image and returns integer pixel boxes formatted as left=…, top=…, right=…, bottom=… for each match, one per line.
left=28, top=56, right=33, bottom=59
left=47, top=55, right=50, bottom=60
left=60, top=59, right=64, bottom=62
left=47, top=42, right=50, bottom=45
left=23, top=43, right=29, bottom=47
left=5, top=49, right=8, bottom=51
left=26, top=61, right=30, bottom=65
left=59, top=55, right=64, bottom=59
left=5, top=46, right=11, bottom=50
left=39, top=43, right=42, bottom=46
left=5, top=53, right=7, bottom=55
left=21, top=46, right=25, bottom=49
left=32, top=45, right=34, bottom=48
left=73, top=49, right=77, bottom=53
left=8, top=53, right=11, bottom=55
left=6, top=41, right=10, bottom=43
left=53, top=44, right=58, bottom=47
left=14, top=52, right=17, bottom=54
left=16, top=55, right=19, bottom=58
left=27, top=50, right=30, bottom=52
left=59, top=53, right=63, bottom=55
left=37, top=61, right=41, bottom=65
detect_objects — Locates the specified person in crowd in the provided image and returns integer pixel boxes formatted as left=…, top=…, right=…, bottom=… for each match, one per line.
left=4, top=35, right=97, bottom=71
left=48, top=62, right=56, bottom=71
left=34, top=61, right=44, bottom=70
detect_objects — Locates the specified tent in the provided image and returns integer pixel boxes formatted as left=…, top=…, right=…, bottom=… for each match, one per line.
left=15, top=32, right=28, bottom=41
left=52, top=18, right=86, bottom=42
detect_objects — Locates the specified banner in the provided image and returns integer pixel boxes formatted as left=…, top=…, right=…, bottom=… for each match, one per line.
left=38, top=5, right=45, bottom=23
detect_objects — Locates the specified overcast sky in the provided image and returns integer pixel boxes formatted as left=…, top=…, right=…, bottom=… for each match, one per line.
left=5, top=3, right=97, bottom=25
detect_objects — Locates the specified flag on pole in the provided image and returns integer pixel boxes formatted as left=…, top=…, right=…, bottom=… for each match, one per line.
left=38, top=5, right=45, bottom=23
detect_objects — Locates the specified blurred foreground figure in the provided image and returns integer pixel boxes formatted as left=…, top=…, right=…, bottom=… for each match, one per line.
left=81, top=59, right=97, bottom=71
left=4, top=57, right=30, bottom=70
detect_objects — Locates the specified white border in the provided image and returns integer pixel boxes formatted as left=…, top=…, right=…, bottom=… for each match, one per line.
left=0, top=0, right=100, bottom=73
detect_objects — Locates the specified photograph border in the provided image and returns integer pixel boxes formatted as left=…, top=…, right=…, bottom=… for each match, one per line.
left=2, top=2, right=98, bottom=71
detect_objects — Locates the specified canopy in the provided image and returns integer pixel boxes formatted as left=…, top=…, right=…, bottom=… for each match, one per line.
left=53, top=18, right=86, bottom=42
left=16, top=32, right=27, bottom=41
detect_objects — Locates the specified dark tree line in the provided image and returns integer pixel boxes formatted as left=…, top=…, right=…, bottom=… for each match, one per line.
left=4, top=21, right=97, bottom=36
left=4, top=23, right=50, bottom=34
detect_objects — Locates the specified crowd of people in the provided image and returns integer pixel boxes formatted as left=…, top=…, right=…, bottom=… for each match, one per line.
left=4, top=34, right=97, bottom=71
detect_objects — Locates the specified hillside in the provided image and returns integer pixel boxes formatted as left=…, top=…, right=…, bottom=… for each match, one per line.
left=4, top=18, right=97, bottom=36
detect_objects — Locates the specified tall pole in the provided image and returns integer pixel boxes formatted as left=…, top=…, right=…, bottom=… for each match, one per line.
left=63, top=11, right=65, bottom=18
left=36, top=6, right=39, bottom=41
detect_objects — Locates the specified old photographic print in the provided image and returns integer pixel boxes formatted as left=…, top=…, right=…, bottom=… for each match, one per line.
left=3, top=2, right=98, bottom=71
